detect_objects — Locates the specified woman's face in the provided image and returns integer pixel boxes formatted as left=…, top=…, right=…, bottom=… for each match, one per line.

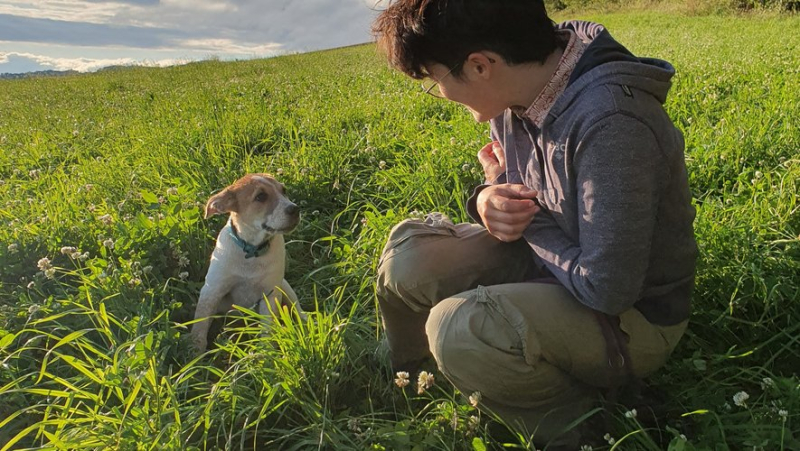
left=426, top=61, right=508, bottom=123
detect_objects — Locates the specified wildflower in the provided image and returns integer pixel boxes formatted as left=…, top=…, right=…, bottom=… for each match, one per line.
left=276, top=168, right=284, bottom=175
left=78, top=252, right=90, bottom=261
left=624, top=408, right=638, bottom=419
left=44, top=268, right=56, bottom=279
left=27, top=281, right=35, bottom=289
left=761, top=377, right=775, bottom=390
left=462, top=163, right=470, bottom=172
left=37, top=257, right=52, bottom=271
left=142, top=266, right=153, bottom=274
left=604, top=433, right=616, bottom=445
left=167, top=187, right=178, bottom=196
left=103, top=239, right=114, bottom=249
left=467, top=415, right=480, bottom=432
left=360, top=217, right=368, bottom=226
left=7, top=243, right=18, bottom=253
left=394, top=371, right=410, bottom=388
left=417, top=371, right=435, bottom=394
left=469, top=391, right=482, bottom=408
left=580, top=446, right=593, bottom=451
left=128, top=277, right=141, bottom=287
left=72, top=129, right=79, bottom=137
left=379, top=160, right=387, bottom=169
left=733, top=391, right=750, bottom=407
left=29, top=169, right=40, bottom=178
left=60, top=246, right=77, bottom=255
left=178, top=256, right=190, bottom=267
left=84, top=184, right=94, bottom=192
left=778, top=409, right=788, bottom=420
left=347, top=418, right=361, bottom=432
left=179, top=271, right=189, bottom=281
left=98, top=214, right=113, bottom=225
left=754, top=171, right=763, bottom=179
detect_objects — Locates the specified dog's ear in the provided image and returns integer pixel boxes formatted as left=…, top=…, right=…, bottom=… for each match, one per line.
left=205, top=189, right=237, bottom=218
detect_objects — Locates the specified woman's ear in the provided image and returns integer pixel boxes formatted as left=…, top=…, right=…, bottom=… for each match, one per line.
left=465, top=52, right=497, bottom=78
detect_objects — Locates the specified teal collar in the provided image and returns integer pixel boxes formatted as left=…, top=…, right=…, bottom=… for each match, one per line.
left=228, top=225, right=271, bottom=259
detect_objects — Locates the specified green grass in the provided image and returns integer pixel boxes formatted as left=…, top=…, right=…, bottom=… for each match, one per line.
left=1, top=10, right=798, bottom=451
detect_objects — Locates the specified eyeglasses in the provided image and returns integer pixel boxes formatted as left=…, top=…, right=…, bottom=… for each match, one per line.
left=421, top=65, right=456, bottom=99
left=420, top=57, right=494, bottom=98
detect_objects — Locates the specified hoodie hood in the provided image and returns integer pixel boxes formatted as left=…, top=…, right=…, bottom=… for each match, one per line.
left=552, top=20, right=676, bottom=112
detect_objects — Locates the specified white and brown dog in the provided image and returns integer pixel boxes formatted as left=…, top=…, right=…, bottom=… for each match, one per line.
left=191, top=173, right=305, bottom=351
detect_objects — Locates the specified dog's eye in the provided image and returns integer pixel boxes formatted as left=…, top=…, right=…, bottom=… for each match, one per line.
left=255, top=192, right=268, bottom=202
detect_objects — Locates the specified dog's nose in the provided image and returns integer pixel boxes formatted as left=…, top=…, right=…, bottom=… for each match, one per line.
left=286, top=204, right=300, bottom=217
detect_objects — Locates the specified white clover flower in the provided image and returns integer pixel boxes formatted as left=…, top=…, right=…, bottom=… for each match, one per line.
left=604, top=433, right=616, bottom=445
left=179, top=271, right=189, bottom=281
left=394, top=371, right=410, bottom=388
left=37, top=257, right=52, bottom=271
left=60, top=246, right=77, bottom=255
left=754, top=171, right=763, bottom=179
left=78, top=252, right=90, bottom=261
left=733, top=391, right=750, bottom=407
left=44, top=268, right=56, bottom=279
left=469, top=391, right=481, bottom=407
left=624, top=408, right=638, bottom=419
left=27, top=281, right=35, bottom=289
left=462, top=163, right=470, bottom=172
left=761, top=377, right=775, bottom=389
left=7, top=243, right=18, bottom=253
left=580, top=446, right=593, bottom=451
left=276, top=168, right=284, bottom=175
left=98, top=214, right=113, bottom=225
left=178, top=256, right=190, bottom=268
left=29, top=169, right=40, bottom=178
left=128, top=277, right=141, bottom=287
left=347, top=418, right=361, bottom=432
left=417, top=371, right=435, bottom=394
left=468, top=415, right=480, bottom=432
left=378, top=160, right=387, bottom=169
left=142, top=266, right=153, bottom=274
left=778, top=409, right=788, bottom=420
left=167, top=187, right=178, bottom=196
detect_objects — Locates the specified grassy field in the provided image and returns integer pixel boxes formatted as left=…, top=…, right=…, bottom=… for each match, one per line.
left=1, top=11, right=798, bottom=451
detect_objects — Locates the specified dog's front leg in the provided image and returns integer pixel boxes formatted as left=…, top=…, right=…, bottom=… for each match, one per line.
left=191, top=284, right=228, bottom=351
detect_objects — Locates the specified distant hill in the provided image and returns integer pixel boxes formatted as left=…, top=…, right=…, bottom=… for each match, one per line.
left=0, top=69, right=80, bottom=80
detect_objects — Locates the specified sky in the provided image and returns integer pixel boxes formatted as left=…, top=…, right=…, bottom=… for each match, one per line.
left=0, top=0, right=390, bottom=74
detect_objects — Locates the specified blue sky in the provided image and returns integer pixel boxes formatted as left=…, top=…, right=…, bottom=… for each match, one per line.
left=0, top=0, right=387, bottom=74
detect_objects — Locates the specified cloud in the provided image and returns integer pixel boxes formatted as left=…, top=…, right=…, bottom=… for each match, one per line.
left=0, top=51, right=183, bottom=72
left=0, top=13, right=182, bottom=48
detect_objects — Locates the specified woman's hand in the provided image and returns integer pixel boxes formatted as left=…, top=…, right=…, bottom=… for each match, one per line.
left=477, top=141, right=506, bottom=184
left=476, top=184, right=540, bottom=242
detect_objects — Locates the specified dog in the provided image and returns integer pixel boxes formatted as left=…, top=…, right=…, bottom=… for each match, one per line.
left=191, top=173, right=305, bottom=351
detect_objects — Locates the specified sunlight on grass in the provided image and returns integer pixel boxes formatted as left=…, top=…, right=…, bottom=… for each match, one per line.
left=1, top=11, right=798, bottom=450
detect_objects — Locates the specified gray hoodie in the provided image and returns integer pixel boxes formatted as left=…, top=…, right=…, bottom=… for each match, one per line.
left=467, top=21, right=697, bottom=326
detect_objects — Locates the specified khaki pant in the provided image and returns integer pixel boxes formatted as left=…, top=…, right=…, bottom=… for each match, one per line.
left=376, top=214, right=687, bottom=446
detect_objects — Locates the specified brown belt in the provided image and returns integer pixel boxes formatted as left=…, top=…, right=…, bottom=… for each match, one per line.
left=593, top=311, right=634, bottom=386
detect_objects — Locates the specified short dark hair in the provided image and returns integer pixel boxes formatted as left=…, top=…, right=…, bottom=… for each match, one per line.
left=372, top=0, right=558, bottom=80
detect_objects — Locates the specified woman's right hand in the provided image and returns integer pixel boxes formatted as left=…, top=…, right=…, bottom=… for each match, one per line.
left=476, top=184, right=540, bottom=242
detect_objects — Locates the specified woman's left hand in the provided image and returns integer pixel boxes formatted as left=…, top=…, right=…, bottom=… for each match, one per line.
left=477, top=141, right=505, bottom=184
